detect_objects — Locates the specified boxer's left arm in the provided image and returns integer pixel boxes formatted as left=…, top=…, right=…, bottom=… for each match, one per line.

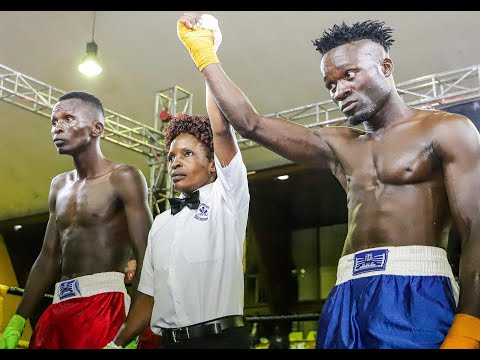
left=436, top=114, right=480, bottom=348
left=177, top=12, right=219, bottom=71
left=195, top=14, right=238, bottom=166
left=112, top=165, right=153, bottom=303
left=177, top=13, right=338, bottom=170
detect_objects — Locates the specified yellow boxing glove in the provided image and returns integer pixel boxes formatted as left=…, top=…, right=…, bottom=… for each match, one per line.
left=440, top=313, right=480, bottom=349
left=177, top=14, right=220, bottom=71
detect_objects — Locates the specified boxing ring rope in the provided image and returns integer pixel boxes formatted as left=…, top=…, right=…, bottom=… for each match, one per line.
left=0, top=283, right=318, bottom=348
left=0, top=283, right=319, bottom=322
left=1, top=285, right=54, bottom=300
left=247, top=313, right=319, bottom=322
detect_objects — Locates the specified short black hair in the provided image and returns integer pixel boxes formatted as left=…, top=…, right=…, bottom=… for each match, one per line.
left=58, top=91, right=105, bottom=117
left=164, top=113, right=214, bottom=160
left=312, top=20, right=395, bottom=55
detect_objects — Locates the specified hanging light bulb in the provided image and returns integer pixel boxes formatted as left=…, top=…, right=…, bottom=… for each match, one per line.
left=78, top=11, right=102, bottom=77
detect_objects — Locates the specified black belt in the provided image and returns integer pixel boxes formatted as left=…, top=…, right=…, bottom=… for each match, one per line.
left=162, top=315, right=245, bottom=343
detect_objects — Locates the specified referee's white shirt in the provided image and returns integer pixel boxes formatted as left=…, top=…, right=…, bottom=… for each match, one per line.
left=138, top=149, right=250, bottom=332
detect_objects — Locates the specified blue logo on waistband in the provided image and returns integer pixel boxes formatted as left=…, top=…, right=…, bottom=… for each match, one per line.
left=58, top=279, right=81, bottom=300
left=353, top=249, right=388, bottom=276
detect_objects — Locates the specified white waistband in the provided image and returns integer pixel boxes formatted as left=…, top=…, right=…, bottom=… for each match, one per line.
left=53, top=272, right=127, bottom=304
left=336, top=246, right=456, bottom=286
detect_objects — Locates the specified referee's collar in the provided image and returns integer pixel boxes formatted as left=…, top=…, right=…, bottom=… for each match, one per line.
left=181, top=181, right=214, bottom=200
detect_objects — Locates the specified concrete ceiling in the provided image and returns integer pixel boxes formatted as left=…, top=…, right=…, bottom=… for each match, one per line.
left=1, top=10, right=480, bottom=221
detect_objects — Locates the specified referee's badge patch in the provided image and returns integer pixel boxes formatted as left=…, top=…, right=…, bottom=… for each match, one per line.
left=194, top=203, right=209, bottom=221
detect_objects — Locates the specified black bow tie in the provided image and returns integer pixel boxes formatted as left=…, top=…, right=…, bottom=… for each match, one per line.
left=168, top=190, right=200, bottom=215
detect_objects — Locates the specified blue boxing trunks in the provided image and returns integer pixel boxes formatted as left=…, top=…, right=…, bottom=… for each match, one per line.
left=316, top=246, right=459, bottom=349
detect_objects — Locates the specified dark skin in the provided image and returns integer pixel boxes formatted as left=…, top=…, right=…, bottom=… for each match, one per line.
left=179, top=13, right=480, bottom=319
left=15, top=98, right=152, bottom=321
left=110, top=85, right=236, bottom=347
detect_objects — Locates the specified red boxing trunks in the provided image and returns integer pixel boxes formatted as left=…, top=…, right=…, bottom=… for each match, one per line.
left=29, top=272, right=130, bottom=349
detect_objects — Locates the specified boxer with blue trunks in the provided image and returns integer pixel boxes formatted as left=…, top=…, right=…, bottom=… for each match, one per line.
left=317, top=246, right=458, bottom=349
left=176, top=13, right=480, bottom=348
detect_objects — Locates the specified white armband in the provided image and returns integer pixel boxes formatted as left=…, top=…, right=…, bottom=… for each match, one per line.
left=105, top=341, right=123, bottom=349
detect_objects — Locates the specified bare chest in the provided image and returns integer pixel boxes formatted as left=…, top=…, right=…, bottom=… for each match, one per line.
left=55, top=178, right=121, bottom=228
left=342, top=135, right=440, bottom=188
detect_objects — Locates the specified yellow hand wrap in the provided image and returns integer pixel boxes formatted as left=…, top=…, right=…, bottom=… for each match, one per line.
left=440, top=313, right=480, bottom=349
left=177, top=21, right=219, bottom=71
left=0, top=314, right=26, bottom=349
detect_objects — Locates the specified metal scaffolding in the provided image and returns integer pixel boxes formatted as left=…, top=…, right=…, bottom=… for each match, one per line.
left=237, top=64, right=480, bottom=149
left=2, top=62, right=480, bottom=213
left=0, top=63, right=193, bottom=216
left=150, top=86, right=193, bottom=215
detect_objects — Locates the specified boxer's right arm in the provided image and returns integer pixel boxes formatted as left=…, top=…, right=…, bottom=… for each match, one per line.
left=1, top=177, right=63, bottom=349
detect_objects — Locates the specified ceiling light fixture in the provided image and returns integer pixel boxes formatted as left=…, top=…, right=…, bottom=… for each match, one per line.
left=276, top=175, right=289, bottom=181
left=78, top=11, right=102, bottom=77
